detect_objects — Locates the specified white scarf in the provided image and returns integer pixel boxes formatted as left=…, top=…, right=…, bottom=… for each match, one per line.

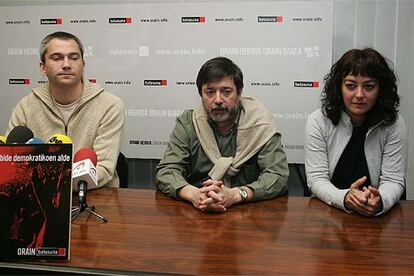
left=192, top=96, right=278, bottom=184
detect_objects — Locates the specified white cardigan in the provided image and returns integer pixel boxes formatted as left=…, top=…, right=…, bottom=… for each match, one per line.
left=304, top=109, right=407, bottom=215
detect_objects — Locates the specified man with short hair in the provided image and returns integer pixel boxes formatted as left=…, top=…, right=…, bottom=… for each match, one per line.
left=7, top=31, right=124, bottom=188
left=156, top=57, right=288, bottom=212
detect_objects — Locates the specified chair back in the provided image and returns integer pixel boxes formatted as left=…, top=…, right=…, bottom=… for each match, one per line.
left=116, top=152, right=129, bottom=188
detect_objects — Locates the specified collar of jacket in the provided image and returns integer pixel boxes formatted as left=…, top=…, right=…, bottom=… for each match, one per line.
left=31, top=80, right=104, bottom=109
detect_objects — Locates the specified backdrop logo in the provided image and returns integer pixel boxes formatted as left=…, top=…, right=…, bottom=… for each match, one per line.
left=304, top=46, right=320, bottom=58
left=89, top=79, right=97, bottom=83
left=5, top=19, right=30, bottom=25
left=140, top=17, right=168, bottom=23
left=40, top=18, right=62, bottom=25
left=144, top=80, right=167, bottom=86
left=109, top=48, right=137, bottom=55
left=129, top=139, right=169, bottom=146
left=105, top=80, right=132, bottom=85
left=8, top=48, right=38, bottom=56
left=176, top=81, right=195, bottom=86
left=109, top=17, right=132, bottom=24
left=129, top=139, right=152, bottom=145
left=258, top=16, right=282, bottom=23
left=126, top=109, right=183, bottom=118
left=70, top=18, right=97, bottom=24
left=84, top=46, right=94, bottom=57
left=292, top=17, right=322, bottom=22
left=294, top=81, right=319, bottom=88
left=219, top=47, right=302, bottom=56
left=214, top=17, right=243, bottom=23
left=9, top=79, right=30, bottom=85
left=156, top=47, right=205, bottom=56
left=181, top=17, right=205, bottom=23
left=251, top=81, right=280, bottom=87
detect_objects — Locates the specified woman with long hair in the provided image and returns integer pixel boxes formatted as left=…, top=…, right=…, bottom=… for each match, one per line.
left=305, top=48, right=407, bottom=216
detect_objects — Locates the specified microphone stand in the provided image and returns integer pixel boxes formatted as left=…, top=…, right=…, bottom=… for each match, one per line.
left=71, top=181, right=108, bottom=223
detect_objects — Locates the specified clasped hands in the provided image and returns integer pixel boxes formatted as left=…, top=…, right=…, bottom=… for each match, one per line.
left=179, top=179, right=241, bottom=213
left=344, top=176, right=383, bottom=216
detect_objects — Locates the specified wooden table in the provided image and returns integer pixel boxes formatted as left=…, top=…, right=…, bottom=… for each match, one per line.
left=1, top=188, right=414, bottom=275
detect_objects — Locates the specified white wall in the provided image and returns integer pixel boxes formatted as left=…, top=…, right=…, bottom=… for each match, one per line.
left=1, top=0, right=413, bottom=198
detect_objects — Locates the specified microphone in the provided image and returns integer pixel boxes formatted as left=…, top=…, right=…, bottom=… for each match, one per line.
left=26, top=137, right=45, bottom=144
left=0, top=135, right=6, bottom=144
left=72, top=148, right=98, bottom=206
left=6, top=126, right=34, bottom=144
left=74, top=148, right=97, bottom=167
left=71, top=148, right=107, bottom=222
left=47, top=134, right=73, bottom=144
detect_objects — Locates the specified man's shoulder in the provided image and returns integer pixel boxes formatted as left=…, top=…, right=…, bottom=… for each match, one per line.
left=240, top=96, right=273, bottom=120
left=15, top=88, right=43, bottom=107
left=177, top=109, right=193, bottom=120
left=30, top=83, right=50, bottom=99
left=99, top=90, right=123, bottom=104
left=174, top=110, right=195, bottom=131
left=86, top=83, right=123, bottom=108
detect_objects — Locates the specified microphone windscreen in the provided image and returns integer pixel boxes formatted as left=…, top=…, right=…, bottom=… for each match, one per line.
left=26, top=137, right=45, bottom=144
left=0, top=135, right=6, bottom=144
left=47, top=134, right=72, bottom=144
left=74, top=148, right=97, bottom=166
left=6, top=126, right=34, bottom=144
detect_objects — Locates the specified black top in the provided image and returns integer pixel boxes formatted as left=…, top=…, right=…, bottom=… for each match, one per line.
left=331, top=126, right=371, bottom=190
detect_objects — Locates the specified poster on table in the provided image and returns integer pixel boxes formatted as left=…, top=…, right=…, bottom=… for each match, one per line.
left=0, top=144, right=72, bottom=260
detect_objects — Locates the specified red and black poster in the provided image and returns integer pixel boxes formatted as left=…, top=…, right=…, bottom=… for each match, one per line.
left=0, top=144, right=72, bottom=260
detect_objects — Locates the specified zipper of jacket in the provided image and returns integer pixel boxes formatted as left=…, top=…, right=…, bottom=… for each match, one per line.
left=43, top=104, right=67, bottom=136
left=64, top=84, right=103, bottom=136
left=38, top=82, right=100, bottom=136
left=65, top=100, right=89, bottom=136
left=44, top=100, right=75, bottom=137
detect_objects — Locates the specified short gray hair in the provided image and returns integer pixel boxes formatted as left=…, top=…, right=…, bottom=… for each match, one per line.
left=39, top=31, right=84, bottom=63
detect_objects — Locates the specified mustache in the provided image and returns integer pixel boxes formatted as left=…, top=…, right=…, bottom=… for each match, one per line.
left=211, top=103, right=228, bottom=111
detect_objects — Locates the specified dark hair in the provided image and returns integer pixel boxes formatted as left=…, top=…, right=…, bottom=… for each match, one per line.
left=321, top=48, right=399, bottom=126
left=196, top=57, right=244, bottom=96
left=39, top=31, right=84, bottom=63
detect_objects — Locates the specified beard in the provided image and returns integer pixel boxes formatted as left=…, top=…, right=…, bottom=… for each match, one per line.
left=207, top=103, right=237, bottom=123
